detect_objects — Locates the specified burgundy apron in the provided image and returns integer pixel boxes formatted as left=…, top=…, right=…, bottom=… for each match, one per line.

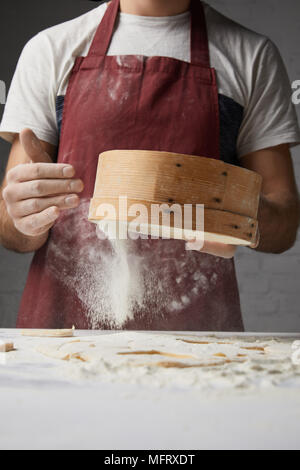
left=17, top=0, right=244, bottom=331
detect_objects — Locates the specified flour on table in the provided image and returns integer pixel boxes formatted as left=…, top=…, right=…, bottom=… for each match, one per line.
left=34, top=332, right=300, bottom=393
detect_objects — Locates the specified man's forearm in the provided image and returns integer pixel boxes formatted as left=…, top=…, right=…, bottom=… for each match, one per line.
left=255, top=194, right=300, bottom=254
left=0, top=199, right=48, bottom=253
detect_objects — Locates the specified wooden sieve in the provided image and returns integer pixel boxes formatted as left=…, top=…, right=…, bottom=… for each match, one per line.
left=88, top=150, right=262, bottom=245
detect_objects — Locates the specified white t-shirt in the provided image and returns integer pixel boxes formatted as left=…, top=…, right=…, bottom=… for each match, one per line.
left=1, top=1, right=299, bottom=159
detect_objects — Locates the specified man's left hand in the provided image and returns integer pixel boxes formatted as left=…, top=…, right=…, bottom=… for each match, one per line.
left=185, top=240, right=237, bottom=258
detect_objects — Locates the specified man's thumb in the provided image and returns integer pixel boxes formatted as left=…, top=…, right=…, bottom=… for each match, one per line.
left=20, top=128, right=52, bottom=164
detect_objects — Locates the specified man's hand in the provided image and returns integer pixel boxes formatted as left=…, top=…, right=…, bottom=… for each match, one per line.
left=186, top=239, right=237, bottom=259
left=1, top=129, right=83, bottom=240
left=186, top=143, right=300, bottom=257
left=185, top=203, right=261, bottom=258
left=185, top=227, right=260, bottom=257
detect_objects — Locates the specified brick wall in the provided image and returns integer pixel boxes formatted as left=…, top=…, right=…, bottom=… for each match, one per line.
left=212, top=0, right=300, bottom=331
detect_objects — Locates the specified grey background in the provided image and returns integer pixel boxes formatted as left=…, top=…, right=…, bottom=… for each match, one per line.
left=0, top=0, right=299, bottom=331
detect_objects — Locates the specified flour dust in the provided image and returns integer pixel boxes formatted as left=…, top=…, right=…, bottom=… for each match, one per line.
left=102, top=238, right=145, bottom=328
left=46, top=199, right=231, bottom=330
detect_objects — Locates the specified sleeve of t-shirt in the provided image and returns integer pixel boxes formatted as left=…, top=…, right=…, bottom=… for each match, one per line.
left=237, top=39, right=300, bottom=158
left=0, top=32, right=58, bottom=146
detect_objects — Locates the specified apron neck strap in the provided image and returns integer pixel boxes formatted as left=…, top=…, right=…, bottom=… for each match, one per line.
left=190, top=0, right=210, bottom=67
left=89, top=0, right=120, bottom=57
left=88, top=0, right=211, bottom=68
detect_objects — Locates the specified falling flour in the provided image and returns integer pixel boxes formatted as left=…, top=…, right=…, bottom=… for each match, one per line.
left=104, top=238, right=144, bottom=328
left=46, top=200, right=148, bottom=328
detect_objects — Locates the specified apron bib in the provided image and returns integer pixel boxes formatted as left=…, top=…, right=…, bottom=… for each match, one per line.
left=17, top=0, right=243, bottom=331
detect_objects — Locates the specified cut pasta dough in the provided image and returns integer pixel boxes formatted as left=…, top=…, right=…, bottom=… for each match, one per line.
left=27, top=332, right=300, bottom=392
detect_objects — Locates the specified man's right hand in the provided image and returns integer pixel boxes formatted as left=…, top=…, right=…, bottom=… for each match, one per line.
left=2, top=129, right=84, bottom=237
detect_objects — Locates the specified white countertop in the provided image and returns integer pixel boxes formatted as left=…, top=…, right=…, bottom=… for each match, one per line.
left=0, top=329, right=300, bottom=450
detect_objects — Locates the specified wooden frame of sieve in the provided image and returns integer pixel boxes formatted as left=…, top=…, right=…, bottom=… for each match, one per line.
left=88, top=150, right=262, bottom=245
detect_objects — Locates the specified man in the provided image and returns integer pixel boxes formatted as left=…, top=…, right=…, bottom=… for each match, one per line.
left=0, top=0, right=299, bottom=330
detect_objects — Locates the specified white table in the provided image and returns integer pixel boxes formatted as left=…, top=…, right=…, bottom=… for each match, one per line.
left=0, top=329, right=300, bottom=450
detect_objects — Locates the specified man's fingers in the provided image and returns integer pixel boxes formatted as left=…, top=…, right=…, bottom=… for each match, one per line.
left=250, top=228, right=260, bottom=249
left=3, top=178, right=84, bottom=202
left=186, top=239, right=237, bottom=259
left=7, top=163, right=75, bottom=183
left=20, top=128, right=53, bottom=164
left=3, top=132, right=81, bottom=239
left=9, top=194, right=80, bottom=218
left=14, top=206, right=60, bottom=237
left=30, top=221, right=59, bottom=237
left=185, top=239, right=204, bottom=251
